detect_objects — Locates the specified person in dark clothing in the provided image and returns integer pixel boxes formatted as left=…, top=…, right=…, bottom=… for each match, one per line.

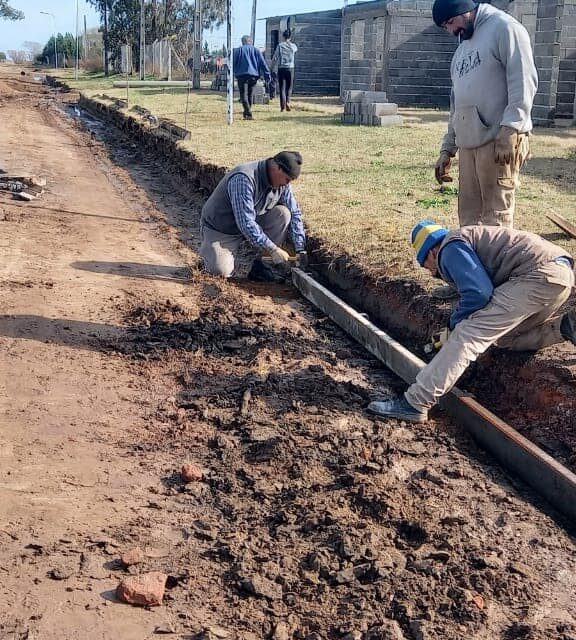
left=271, top=30, right=298, bottom=112
left=233, top=35, right=271, bottom=120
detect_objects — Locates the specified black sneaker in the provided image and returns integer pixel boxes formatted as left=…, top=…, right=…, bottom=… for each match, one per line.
left=246, top=260, right=285, bottom=283
left=560, top=310, right=576, bottom=346
left=243, top=112, right=253, bottom=121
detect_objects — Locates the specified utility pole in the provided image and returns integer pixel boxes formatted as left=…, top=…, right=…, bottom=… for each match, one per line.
left=227, top=0, right=233, bottom=125
left=139, top=0, right=146, bottom=80
left=192, top=0, right=202, bottom=89
left=84, top=15, right=88, bottom=60
left=75, top=0, right=79, bottom=79
left=250, top=0, right=256, bottom=43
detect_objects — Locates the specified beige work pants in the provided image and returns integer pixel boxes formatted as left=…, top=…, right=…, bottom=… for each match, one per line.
left=458, top=133, right=530, bottom=228
left=405, top=261, right=575, bottom=412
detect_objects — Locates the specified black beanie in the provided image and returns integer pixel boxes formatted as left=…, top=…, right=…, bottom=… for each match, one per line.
left=432, top=0, right=478, bottom=27
left=273, top=151, right=303, bottom=179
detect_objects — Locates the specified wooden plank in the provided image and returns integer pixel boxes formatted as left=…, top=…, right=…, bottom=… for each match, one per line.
left=546, top=210, right=576, bottom=239
left=292, top=267, right=576, bottom=524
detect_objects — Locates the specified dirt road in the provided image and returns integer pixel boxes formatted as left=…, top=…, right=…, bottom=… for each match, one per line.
left=1, top=67, right=576, bottom=640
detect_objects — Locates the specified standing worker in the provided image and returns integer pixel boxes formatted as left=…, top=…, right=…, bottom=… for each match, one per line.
left=432, top=0, right=538, bottom=229
left=368, top=220, right=576, bottom=423
left=271, top=29, right=298, bottom=112
left=199, top=151, right=308, bottom=281
left=233, top=36, right=272, bottom=121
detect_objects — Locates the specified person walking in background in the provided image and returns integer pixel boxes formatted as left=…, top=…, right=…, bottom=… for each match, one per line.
left=271, top=30, right=298, bottom=112
left=432, top=0, right=537, bottom=229
left=233, top=35, right=271, bottom=120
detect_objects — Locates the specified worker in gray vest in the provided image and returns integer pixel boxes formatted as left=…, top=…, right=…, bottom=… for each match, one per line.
left=368, top=220, right=575, bottom=423
left=432, top=0, right=537, bottom=229
left=200, top=151, right=307, bottom=281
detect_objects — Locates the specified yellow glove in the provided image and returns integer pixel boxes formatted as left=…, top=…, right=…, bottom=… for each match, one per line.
left=434, top=151, right=454, bottom=184
left=270, top=247, right=290, bottom=265
left=494, top=126, right=518, bottom=165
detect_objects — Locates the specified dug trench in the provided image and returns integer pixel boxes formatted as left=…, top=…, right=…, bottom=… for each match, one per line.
left=75, top=89, right=576, bottom=475
left=3, top=72, right=573, bottom=639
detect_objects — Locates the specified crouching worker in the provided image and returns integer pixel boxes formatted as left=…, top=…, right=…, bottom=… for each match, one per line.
left=200, top=151, right=307, bottom=282
left=368, top=220, right=576, bottom=423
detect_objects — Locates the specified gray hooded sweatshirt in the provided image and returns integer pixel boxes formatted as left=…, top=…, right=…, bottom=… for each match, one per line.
left=441, top=3, right=538, bottom=154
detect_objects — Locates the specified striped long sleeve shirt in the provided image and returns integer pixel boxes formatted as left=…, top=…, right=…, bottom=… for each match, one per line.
left=227, top=173, right=306, bottom=252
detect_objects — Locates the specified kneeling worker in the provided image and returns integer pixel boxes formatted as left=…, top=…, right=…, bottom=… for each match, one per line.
left=369, top=221, right=576, bottom=422
left=200, top=151, right=307, bottom=281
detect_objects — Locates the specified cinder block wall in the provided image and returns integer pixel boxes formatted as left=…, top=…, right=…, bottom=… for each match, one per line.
left=266, top=10, right=342, bottom=96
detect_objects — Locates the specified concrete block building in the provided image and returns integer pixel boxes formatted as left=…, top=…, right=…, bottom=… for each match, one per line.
left=265, top=0, right=576, bottom=125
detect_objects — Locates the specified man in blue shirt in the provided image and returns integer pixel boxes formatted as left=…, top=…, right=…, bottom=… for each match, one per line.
left=368, top=220, right=576, bottom=422
left=233, top=36, right=271, bottom=120
left=200, top=151, right=307, bottom=282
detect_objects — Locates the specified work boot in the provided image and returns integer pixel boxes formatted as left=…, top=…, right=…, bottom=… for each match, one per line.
left=243, top=112, right=253, bottom=121
left=285, top=104, right=291, bottom=112
left=560, top=310, right=576, bottom=346
left=246, top=259, right=285, bottom=283
left=431, top=284, right=458, bottom=300
left=367, top=396, right=428, bottom=423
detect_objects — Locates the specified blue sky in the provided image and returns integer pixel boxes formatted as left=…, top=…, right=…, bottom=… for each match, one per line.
left=0, top=0, right=347, bottom=55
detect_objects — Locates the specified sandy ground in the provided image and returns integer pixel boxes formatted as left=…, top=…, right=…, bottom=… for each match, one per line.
left=2, top=67, right=576, bottom=640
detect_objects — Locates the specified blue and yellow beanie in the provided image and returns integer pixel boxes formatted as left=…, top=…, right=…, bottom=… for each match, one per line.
left=410, top=220, right=448, bottom=266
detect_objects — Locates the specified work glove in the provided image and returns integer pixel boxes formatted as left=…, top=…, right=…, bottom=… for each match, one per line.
left=296, top=251, right=309, bottom=269
left=494, top=126, right=518, bottom=165
left=270, top=247, right=290, bottom=265
left=434, top=151, right=454, bottom=184
left=433, top=327, right=451, bottom=350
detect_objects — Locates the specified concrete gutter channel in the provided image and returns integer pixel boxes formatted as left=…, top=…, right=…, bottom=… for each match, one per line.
left=55, top=83, right=576, bottom=524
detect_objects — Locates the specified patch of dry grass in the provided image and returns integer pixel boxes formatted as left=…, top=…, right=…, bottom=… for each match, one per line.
left=62, top=71, right=576, bottom=281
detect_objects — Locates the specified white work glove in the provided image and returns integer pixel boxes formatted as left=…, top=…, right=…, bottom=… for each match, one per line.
left=494, top=126, right=518, bottom=165
left=270, top=247, right=290, bottom=265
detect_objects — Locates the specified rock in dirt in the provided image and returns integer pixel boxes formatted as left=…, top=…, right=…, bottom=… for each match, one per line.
left=272, top=621, right=290, bottom=640
left=181, top=463, right=204, bottom=483
left=48, top=560, right=77, bottom=580
left=121, top=547, right=146, bottom=567
left=154, top=622, right=176, bottom=634
left=364, top=621, right=405, bottom=640
left=116, top=571, right=168, bottom=606
left=239, top=574, right=283, bottom=600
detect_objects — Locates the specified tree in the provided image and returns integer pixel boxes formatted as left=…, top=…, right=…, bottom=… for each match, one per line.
left=87, top=0, right=112, bottom=75
left=7, top=50, right=28, bottom=64
left=22, top=41, right=42, bottom=59
left=0, top=0, right=24, bottom=21
left=40, top=33, right=80, bottom=67
left=0, top=51, right=6, bottom=61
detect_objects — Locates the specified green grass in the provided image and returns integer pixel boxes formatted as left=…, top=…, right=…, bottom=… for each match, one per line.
left=60, top=70, right=576, bottom=283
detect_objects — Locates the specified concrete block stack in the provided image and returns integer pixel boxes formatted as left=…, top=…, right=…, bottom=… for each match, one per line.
left=341, top=90, right=403, bottom=127
left=210, top=67, right=269, bottom=104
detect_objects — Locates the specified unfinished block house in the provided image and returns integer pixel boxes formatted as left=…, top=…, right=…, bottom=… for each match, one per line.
left=265, top=0, right=576, bottom=126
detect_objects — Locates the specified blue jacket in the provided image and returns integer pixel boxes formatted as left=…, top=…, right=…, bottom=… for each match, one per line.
left=439, top=240, right=494, bottom=330
left=233, top=45, right=271, bottom=82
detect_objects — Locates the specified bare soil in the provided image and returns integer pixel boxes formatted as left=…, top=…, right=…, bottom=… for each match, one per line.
left=1, top=66, right=576, bottom=640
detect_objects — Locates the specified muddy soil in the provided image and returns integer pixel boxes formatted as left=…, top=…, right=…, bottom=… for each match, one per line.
left=1, top=66, right=576, bottom=640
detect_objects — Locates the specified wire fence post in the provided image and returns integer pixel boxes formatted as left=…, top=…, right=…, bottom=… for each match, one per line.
left=227, top=0, right=233, bottom=125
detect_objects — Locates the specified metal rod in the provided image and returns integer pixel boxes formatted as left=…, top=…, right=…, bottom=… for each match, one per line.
left=75, top=0, right=79, bottom=80
left=227, top=0, right=233, bottom=125
left=139, top=0, right=145, bottom=80
left=292, top=267, right=576, bottom=524
left=250, top=0, right=257, bottom=43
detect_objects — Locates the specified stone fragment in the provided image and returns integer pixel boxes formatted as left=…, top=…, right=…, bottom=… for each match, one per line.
left=240, top=574, right=283, bottom=600
left=272, top=621, right=290, bottom=640
left=181, top=463, right=204, bottom=483
left=121, top=547, right=146, bottom=567
left=154, top=623, right=176, bottom=634
left=116, top=571, right=167, bottom=606
left=364, top=621, right=405, bottom=640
